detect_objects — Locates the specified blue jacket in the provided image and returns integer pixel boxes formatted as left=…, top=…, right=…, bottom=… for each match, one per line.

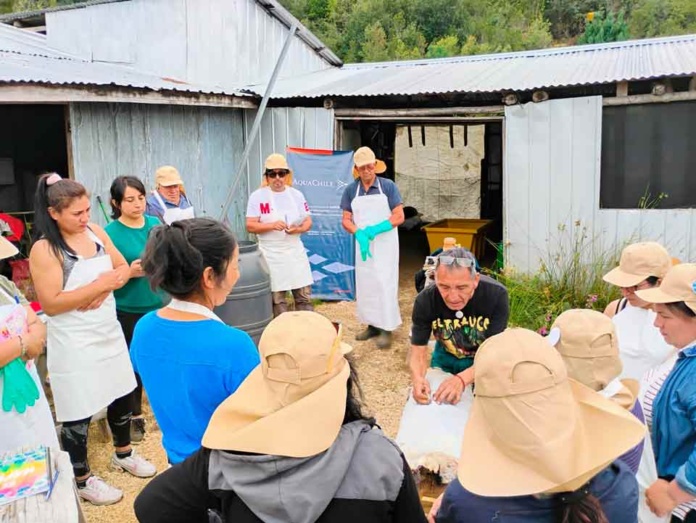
left=653, top=344, right=696, bottom=495
left=436, top=462, right=638, bottom=523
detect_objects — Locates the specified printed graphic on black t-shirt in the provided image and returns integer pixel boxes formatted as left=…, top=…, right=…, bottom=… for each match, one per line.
left=431, top=315, right=492, bottom=359
left=411, top=275, right=510, bottom=360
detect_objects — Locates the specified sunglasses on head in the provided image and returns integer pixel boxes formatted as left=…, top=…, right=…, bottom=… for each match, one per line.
left=435, top=255, right=475, bottom=268
left=266, top=170, right=288, bottom=179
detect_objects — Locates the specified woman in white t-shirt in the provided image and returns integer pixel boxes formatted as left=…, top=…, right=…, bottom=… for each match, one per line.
left=246, top=154, right=314, bottom=317
left=603, top=242, right=677, bottom=380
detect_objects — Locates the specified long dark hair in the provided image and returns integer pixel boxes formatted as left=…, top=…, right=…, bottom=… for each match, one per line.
left=142, top=218, right=237, bottom=299
left=556, top=486, right=608, bottom=523
left=110, top=176, right=146, bottom=219
left=343, top=356, right=374, bottom=425
left=33, top=173, right=88, bottom=258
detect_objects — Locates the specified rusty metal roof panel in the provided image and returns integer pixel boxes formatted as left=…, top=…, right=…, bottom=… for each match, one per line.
left=253, top=34, right=696, bottom=98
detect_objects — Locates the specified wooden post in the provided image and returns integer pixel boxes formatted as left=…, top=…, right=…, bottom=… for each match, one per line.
left=616, top=81, right=629, bottom=97
left=689, top=76, right=696, bottom=92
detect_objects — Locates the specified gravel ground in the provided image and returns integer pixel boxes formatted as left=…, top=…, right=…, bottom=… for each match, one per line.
left=81, top=246, right=426, bottom=523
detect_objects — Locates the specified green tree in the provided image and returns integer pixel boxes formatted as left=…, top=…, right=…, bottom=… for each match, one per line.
left=361, top=21, right=390, bottom=62
left=629, top=0, right=696, bottom=37
left=578, top=9, right=630, bottom=43
left=426, top=35, right=460, bottom=58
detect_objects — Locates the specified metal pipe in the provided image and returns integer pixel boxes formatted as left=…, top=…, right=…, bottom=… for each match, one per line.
left=219, top=23, right=298, bottom=225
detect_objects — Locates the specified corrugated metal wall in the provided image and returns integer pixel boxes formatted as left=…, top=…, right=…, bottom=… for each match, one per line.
left=504, top=96, right=695, bottom=273
left=69, top=102, right=250, bottom=235
left=243, top=107, right=334, bottom=190
left=46, top=0, right=331, bottom=88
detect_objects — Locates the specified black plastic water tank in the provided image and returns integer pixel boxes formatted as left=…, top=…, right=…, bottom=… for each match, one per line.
left=214, top=240, right=272, bottom=346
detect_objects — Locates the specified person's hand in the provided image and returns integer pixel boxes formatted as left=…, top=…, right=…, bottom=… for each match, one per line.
left=270, top=221, right=288, bottom=232
left=433, top=374, right=467, bottom=405
left=354, top=229, right=372, bottom=261
left=412, top=375, right=431, bottom=404
left=285, top=226, right=303, bottom=235
left=1, top=359, right=39, bottom=414
left=427, top=493, right=444, bottom=523
left=78, top=291, right=110, bottom=312
left=646, top=479, right=678, bottom=517
left=96, top=269, right=124, bottom=292
left=130, top=259, right=144, bottom=278
left=23, top=323, right=46, bottom=360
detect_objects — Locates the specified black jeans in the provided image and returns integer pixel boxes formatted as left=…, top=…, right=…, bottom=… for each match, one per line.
left=61, top=392, right=133, bottom=477
left=117, top=310, right=145, bottom=416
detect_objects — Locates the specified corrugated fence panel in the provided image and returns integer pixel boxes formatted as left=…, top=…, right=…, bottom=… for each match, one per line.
left=505, top=96, right=694, bottom=273
left=504, top=97, right=603, bottom=272
left=69, top=102, right=247, bottom=234
left=243, top=107, right=334, bottom=191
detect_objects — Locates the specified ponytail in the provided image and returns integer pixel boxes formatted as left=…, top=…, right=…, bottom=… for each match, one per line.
left=33, top=173, right=88, bottom=259
left=557, top=487, right=608, bottom=523
left=141, top=217, right=237, bottom=299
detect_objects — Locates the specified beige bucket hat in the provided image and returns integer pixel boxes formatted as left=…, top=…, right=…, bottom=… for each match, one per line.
left=636, top=263, right=696, bottom=314
left=0, top=236, right=18, bottom=260
left=155, top=165, right=184, bottom=188
left=551, top=309, right=638, bottom=409
left=352, top=146, right=387, bottom=178
left=202, top=311, right=353, bottom=457
left=458, top=328, right=646, bottom=497
left=603, top=242, right=671, bottom=288
left=261, top=153, right=293, bottom=187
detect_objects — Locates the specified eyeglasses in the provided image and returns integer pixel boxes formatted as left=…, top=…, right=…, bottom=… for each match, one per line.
left=266, top=170, right=288, bottom=179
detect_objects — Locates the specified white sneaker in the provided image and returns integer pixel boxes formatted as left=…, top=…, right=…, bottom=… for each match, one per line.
left=78, top=475, right=123, bottom=506
left=111, top=449, right=157, bottom=478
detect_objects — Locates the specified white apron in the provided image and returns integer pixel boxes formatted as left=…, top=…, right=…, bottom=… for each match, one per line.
left=0, top=299, right=58, bottom=453
left=152, top=191, right=195, bottom=225
left=256, top=188, right=313, bottom=292
left=47, top=235, right=136, bottom=422
left=352, top=179, right=401, bottom=331
left=613, top=304, right=677, bottom=380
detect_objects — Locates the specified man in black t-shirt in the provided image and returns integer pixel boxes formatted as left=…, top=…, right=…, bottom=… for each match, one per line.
left=409, top=248, right=509, bottom=405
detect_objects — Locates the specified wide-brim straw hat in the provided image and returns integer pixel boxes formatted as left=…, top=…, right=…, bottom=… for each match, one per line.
left=458, top=328, right=646, bottom=497
left=636, top=263, right=696, bottom=314
left=352, top=146, right=386, bottom=178
left=0, top=236, right=18, bottom=260
left=155, top=165, right=184, bottom=188
left=603, top=241, right=671, bottom=288
left=262, top=153, right=293, bottom=187
left=202, top=311, right=353, bottom=457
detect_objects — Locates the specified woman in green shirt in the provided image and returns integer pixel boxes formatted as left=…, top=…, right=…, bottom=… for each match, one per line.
left=105, top=176, right=163, bottom=443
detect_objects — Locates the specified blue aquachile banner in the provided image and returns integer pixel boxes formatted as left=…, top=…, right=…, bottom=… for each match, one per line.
left=286, top=148, right=355, bottom=301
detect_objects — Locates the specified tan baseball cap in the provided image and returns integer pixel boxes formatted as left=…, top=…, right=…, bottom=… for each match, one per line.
left=550, top=309, right=622, bottom=391
left=352, top=146, right=386, bottom=177
left=603, top=242, right=671, bottom=288
left=636, top=263, right=696, bottom=313
left=202, top=311, right=353, bottom=457
left=155, top=165, right=184, bottom=187
left=458, top=328, right=645, bottom=497
left=0, top=236, right=18, bottom=260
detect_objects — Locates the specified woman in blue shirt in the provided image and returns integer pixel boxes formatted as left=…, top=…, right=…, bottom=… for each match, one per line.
left=130, top=218, right=260, bottom=464
left=636, top=264, right=696, bottom=522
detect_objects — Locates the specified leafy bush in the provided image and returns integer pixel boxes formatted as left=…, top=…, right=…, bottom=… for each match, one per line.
left=488, top=221, right=623, bottom=333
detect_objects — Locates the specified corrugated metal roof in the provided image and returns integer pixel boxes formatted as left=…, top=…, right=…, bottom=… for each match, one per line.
left=250, top=34, right=696, bottom=98
left=0, top=23, right=251, bottom=97
left=0, top=0, right=343, bottom=67
left=0, top=0, right=127, bottom=23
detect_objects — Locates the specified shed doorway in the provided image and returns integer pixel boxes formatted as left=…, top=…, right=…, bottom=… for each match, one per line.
left=337, top=118, right=503, bottom=269
left=0, top=104, right=70, bottom=279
